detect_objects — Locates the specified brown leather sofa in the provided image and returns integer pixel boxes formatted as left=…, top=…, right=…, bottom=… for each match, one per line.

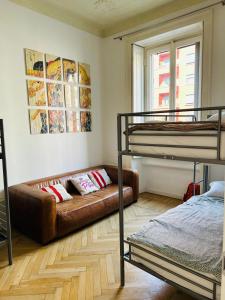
left=9, top=165, right=139, bottom=244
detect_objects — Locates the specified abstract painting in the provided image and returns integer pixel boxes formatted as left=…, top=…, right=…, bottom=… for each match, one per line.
left=45, top=54, right=61, bottom=80
left=29, top=109, right=48, bottom=134
left=25, top=49, right=44, bottom=77
left=62, top=59, right=77, bottom=82
left=64, top=84, right=79, bottom=108
left=66, top=111, right=80, bottom=133
left=48, top=110, right=65, bottom=134
left=47, top=83, right=64, bottom=107
left=79, top=87, right=91, bottom=109
left=27, top=80, right=46, bottom=106
left=79, top=63, right=91, bottom=85
left=80, top=111, right=91, bottom=132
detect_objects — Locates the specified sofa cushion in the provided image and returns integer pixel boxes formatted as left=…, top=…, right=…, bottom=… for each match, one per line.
left=88, top=169, right=112, bottom=189
left=70, top=174, right=99, bottom=195
left=41, top=184, right=73, bottom=203
left=56, top=184, right=133, bottom=237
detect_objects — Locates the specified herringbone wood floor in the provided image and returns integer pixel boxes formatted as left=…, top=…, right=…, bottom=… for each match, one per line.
left=0, top=193, right=195, bottom=300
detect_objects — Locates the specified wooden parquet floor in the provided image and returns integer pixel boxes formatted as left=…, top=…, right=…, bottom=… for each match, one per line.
left=0, top=193, right=195, bottom=300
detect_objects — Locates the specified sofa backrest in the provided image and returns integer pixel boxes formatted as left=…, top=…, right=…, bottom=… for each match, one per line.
left=24, top=165, right=105, bottom=192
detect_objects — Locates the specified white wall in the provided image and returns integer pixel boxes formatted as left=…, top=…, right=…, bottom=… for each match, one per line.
left=3, top=1, right=223, bottom=196
left=209, top=6, right=225, bottom=190
left=102, top=6, right=225, bottom=198
left=213, top=7, right=225, bottom=299
left=101, top=37, right=131, bottom=165
left=0, top=0, right=104, bottom=188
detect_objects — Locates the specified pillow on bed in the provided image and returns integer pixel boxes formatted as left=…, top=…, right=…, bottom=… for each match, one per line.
left=207, top=112, right=225, bottom=122
left=203, top=181, right=225, bottom=198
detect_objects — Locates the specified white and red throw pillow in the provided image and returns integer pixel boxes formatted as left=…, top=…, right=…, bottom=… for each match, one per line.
left=88, top=169, right=112, bottom=189
left=41, top=183, right=72, bottom=203
left=70, top=174, right=99, bottom=195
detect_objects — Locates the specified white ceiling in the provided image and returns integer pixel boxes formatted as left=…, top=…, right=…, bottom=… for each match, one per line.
left=10, top=0, right=206, bottom=37
left=44, top=0, right=175, bottom=27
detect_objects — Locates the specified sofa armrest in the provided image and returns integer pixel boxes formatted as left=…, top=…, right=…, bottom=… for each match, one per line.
left=9, top=184, right=56, bottom=244
left=103, top=165, right=139, bottom=202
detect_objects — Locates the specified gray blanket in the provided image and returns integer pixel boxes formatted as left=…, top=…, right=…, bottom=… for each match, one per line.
left=128, top=195, right=224, bottom=280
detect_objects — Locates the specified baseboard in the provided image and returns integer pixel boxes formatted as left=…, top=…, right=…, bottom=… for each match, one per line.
left=145, top=188, right=183, bottom=200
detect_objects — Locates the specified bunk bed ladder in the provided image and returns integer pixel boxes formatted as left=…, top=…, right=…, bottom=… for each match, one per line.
left=0, top=119, right=13, bottom=265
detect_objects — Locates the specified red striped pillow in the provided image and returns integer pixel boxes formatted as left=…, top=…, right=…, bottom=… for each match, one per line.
left=88, top=169, right=112, bottom=189
left=41, top=184, right=72, bottom=203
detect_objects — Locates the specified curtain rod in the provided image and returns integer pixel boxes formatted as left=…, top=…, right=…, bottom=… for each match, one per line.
left=114, top=0, right=225, bottom=40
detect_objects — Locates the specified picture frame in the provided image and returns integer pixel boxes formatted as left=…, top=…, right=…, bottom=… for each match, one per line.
left=27, top=80, right=46, bottom=106
left=47, top=83, right=64, bottom=107
left=45, top=54, right=61, bottom=80
left=66, top=111, right=80, bottom=133
left=62, top=58, right=77, bottom=83
left=80, top=111, right=91, bottom=132
left=48, top=110, right=65, bottom=134
left=64, top=84, right=79, bottom=108
left=78, top=62, right=91, bottom=85
left=25, top=49, right=44, bottom=78
left=79, top=87, right=91, bottom=109
left=29, top=109, right=48, bottom=134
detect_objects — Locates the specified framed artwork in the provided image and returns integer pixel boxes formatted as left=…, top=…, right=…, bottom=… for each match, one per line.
left=79, top=87, right=91, bottom=109
left=45, top=54, right=61, bottom=80
left=79, top=63, right=91, bottom=85
left=66, top=111, right=80, bottom=133
left=64, top=84, right=79, bottom=108
left=62, top=58, right=77, bottom=82
left=25, top=49, right=44, bottom=78
left=80, top=111, right=91, bottom=132
left=29, top=109, right=48, bottom=134
left=48, top=110, right=65, bottom=134
left=47, top=83, right=64, bottom=107
left=27, top=80, right=46, bottom=106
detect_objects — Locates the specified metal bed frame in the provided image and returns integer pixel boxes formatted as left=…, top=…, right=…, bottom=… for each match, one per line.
left=0, top=119, right=13, bottom=265
left=117, top=106, right=225, bottom=300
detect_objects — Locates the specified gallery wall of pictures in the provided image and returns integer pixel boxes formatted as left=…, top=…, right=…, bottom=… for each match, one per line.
left=25, top=48, right=92, bottom=134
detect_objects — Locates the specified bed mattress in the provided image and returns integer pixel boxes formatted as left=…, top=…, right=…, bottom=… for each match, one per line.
left=127, top=121, right=225, bottom=133
left=129, top=131, right=225, bottom=160
left=127, top=195, right=223, bottom=299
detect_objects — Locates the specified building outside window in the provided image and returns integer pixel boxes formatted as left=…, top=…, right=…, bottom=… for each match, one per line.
left=146, top=38, right=201, bottom=120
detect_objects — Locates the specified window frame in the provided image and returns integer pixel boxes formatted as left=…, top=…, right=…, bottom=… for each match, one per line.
left=145, top=35, right=202, bottom=114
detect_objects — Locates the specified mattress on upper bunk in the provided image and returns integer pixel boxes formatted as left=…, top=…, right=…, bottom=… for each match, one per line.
left=128, top=131, right=225, bottom=159
left=127, top=195, right=223, bottom=299
left=128, top=195, right=224, bottom=281
left=127, top=121, right=225, bottom=133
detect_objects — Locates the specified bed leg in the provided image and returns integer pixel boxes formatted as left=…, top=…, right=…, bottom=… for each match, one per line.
left=118, top=153, right=125, bottom=287
left=213, top=283, right=216, bottom=300
left=203, top=165, right=209, bottom=193
left=118, top=115, right=125, bottom=287
left=120, top=257, right=125, bottom=287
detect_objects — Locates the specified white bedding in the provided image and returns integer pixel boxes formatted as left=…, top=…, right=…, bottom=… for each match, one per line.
left=129, top=131, right=225, bottom=160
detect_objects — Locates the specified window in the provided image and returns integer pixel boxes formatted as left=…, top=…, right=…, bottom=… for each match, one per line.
left=150, top=49, right=170, bottom=111
left=145, top=37, right=201, bottom=120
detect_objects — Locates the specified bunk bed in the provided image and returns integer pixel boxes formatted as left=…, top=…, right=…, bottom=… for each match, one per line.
left=117, top=106, right=225, bottom=300
left=0, top=119, right=13, bottom=265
